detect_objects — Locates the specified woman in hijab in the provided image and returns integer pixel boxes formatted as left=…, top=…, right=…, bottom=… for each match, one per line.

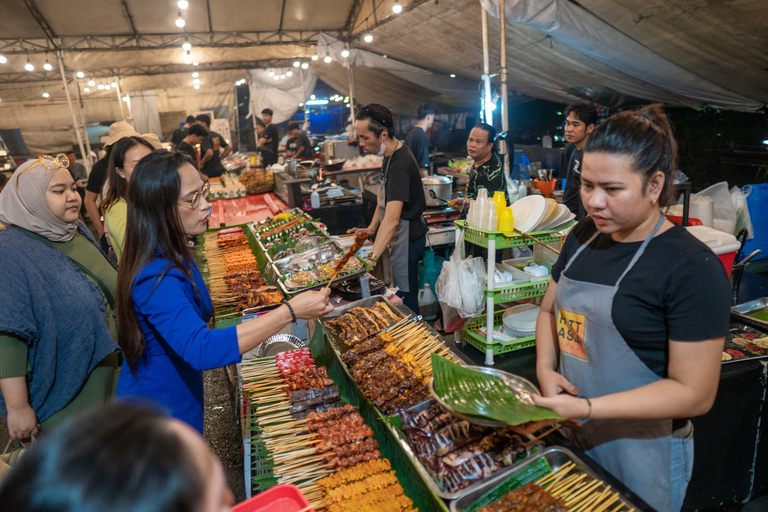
left=0, top=155, right=119, bottom=441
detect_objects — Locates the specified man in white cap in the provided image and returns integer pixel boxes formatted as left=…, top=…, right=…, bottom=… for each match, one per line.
left=84, top=121, right=140, bottom=253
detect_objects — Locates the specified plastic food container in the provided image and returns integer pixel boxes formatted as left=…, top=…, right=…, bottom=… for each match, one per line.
left=232, top=484, right=312, bottom=512
left=685, top=225, right=741, bottom=276
left=489, top=263, right=530, bottom=286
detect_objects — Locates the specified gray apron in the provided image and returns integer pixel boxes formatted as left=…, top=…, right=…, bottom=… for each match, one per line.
left=555, top=215, right=675, bottom=512
left=377, top=146, right=412, bottom=292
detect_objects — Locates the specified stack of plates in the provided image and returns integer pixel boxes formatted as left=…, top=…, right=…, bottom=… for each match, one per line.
left=502, top=304, right=540, bottom=338
left=511, top=196, right=575, bottom=233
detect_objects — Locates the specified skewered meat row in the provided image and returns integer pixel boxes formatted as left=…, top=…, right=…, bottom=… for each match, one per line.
left=326, top=487, right=414, bottom=512
left=341, top=335, right=385, bottom=366
left=318, top=459, right=392, bottom=489
left=325, top=303, right=400, bottom=345
left=477, top=481, right=568, bottom=512
left=349, top=348, right=430, bottom=414
left=325, top=449, right=381, bottom=470
left=289, top=385, right=341, bottom=418
left=307, top=411, right=365, bottom=432
left=260, top=217, right=306, bottom=239
left=313, top=425, right=374, bottom=446
left=325, top=470, right=400, bottom=503
left=306, top=404, right=358, bottom=423
left=283, top=366, right=334, bottom=392
left=320, top=438, right=380, bottom=459
left=217, top=233, right=249, bottom=248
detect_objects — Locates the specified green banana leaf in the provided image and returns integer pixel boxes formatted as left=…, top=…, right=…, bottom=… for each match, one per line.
left=431, top=353, right=562, bottom=425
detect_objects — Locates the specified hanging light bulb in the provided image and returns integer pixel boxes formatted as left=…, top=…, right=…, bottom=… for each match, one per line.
left=301, top=62, right=309, bottom=69
left=104, top=84, right=111, bottom=90
left=177, top=0, right=188, bottom=9
left=293, top=61, right=300, bottom=68
left=88, top=79, right=96, bottom=86
left=268, top=71, right=274, bottom=76
left=310, top=95, right=316, bottom=100
left=449, top=74, right=456, bottom=78
left=183, top=51, right=192, bottom=63
left=341, top=49, right=350, bottom=58
left=311, top=55, right=318, bottom=61
left=192, top=72, right=199, bottom=78
left=25, top=59, right=34, bottom=71
left=286, top=71, right=292, bottom=77
left=193, top=84, right=200, bottom=89
left=122, top=96, right=129, bottom=102
left=76, top=71, right=85, bottom=78
left=175, top=11, right=185, bottom=27
left=182, top=41, right=192, bottom=51
left=193, top=78, right=200, bottom=84
left=273, top=75, right=279, bottom=81
left=84, top=87, right=90, bottom=92
left=193, top=61, right=199, bottom=66
left=111, top=81, right=117, bottom=88
left=364, top=33, right=373, bottom=43
left=280, top=74, right=286, bottom=79
left=43, top=59, right=53, bottom=71
left=324, top=56, right=332, bottom=63
left=97, top=83, right=105, bottom=90
left=393, top=0, right=402, bottom=13
left=0, top=55, right=6, bottom=64
left=42, top=92, right=49, bottom=98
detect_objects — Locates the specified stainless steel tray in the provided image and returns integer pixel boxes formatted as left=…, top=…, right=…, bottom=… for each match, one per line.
left=732, top=297, right=768, bottom=330
left=429, top=366, right=539, bottom=427
left=450, top=446, right=641, bottom=512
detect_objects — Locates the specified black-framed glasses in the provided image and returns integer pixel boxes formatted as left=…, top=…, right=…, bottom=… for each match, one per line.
left=16, top=154, right=70, bottom=189
left=179, top=182, right=210, bottom=209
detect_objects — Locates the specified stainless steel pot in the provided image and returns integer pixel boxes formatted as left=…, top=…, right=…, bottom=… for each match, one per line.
left=422, top=175, right=452, bottom=207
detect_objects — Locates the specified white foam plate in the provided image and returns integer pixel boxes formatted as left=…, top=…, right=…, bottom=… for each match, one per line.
left=512, top=195, right=548, bottom=233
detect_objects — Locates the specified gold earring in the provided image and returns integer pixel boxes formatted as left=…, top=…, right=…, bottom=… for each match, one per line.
left=652, top=199, right=658, bottom=206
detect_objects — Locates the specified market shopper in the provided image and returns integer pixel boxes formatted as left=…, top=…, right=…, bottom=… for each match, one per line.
left=533, top=105, right=730, bottom=512
left=449, top=123, right=507, bottom=209
left=349, top=104, right=428, bottom=314
left=0, top=404, right=234, bottom=512
left=170, top=115, right=197, bottom=150
left=255, top=120, right=275, bottom=165
left=286, top=122, right=314, bottom=160
left=66, top=151, right=88, bottom=215
left=115, top=150, right=333, bottom=432
left=405, top=103, right=435, bottom=178
left=560, top=102, right=598, bottom=220
left=0, top=156, right=119, bottom=441
left=176, top=123, right=208, bottom=166
left=195, top=114, right=231, bottom=179
left=260, top=108, right=280, bottom=166
left=103, top=136, right=155, bottom=261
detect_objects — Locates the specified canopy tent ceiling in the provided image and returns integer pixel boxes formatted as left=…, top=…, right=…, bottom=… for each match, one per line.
left=0, top=0, right=765, bottom=153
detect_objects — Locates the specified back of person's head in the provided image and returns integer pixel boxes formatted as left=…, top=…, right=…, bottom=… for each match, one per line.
left=66, top=152, right=76, bottom=162
left=185, top=115, right=196, bottom=125
left=187, top=124, right=209, bottom=138
left=564, top=102, right=598, bottom=127
left=195, top=114, right=211, bottom=127
left=288, top=122, right=301, bottom=133
left=472, top=122, right=497, bottom=150
left=0, top=405, right=204, bottom=512
left=261, top=108, right=274, bottom=117
left=357, top=103, right=395, bottom=138
left=104, top=136, right=155, bottom=210
left=117, top=150, right=198, bottom=372
left=417, top=103, right=436, bottom=120
left=585, top=104, right=677, bottom=207
left=0, top=173, right=7, bottom=191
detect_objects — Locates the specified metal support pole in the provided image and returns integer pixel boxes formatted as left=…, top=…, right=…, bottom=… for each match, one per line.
left=72, top=72, right=93, bottom=168
left=114, top=77, right=126, bottom=120
left=56, top=51, right=87, bottom=166
left=481, top=8, right=493, bottom=125
left=346, top=42, right=356, bottom=125
left=299, top=68, right=309, bottom=130
left=498, top=1, right=510, bottom=179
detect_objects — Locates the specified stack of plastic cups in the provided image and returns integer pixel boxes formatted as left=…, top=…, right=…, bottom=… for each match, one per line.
left=475, top=188, right=489, bottom=229
left=482, top=204, right=498, bottom=231
left=493, top=191, right=506, bottom=217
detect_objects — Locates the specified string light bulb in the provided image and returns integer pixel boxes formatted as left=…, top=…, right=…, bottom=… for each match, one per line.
left=192, top=72, right=199, bottom=78
left=301, top=62, right=309, bottom=69
left=193, top=78, right=200, bottom=84
left=193, top=61, right=199, bottom=66
left=182, top=41, right=192, bottom=51
left=88, top=80, right=95, bottom=86
left=183, top=51, right=192, bottom=63
left=280, top=74, right=286, bottom=79
left=97, top=83, right=105, bottom=90
left=293, top=61, right=300, bottom=67
left=324, top=56, right=332, bottom=63
left=105, top=84, right=111, bottom=90
left=312, top=55, right=318, bottom=61
left=76, top=71, right=85, bottom=78
left=42, top=92, right=49, bottom=98
left=0, top=55, right=6, bottom=64
left=341, top=49, right=350, bottom=58
left=364, top=33, right=373, bottom=43
left=268, top=71, right=274, bottom=76
left=122, top=96, right=129, bottom=102
left=25, top=59, right=34, bottom=71
left=177, top=0, right=188, bottom=9
left=84, top=87, right=90, bottom=92
left=193, top=84, right=200, bottom=89
left=175, top=11, right=185, bottom=27
left=286, top=71, right=292, bottom=76
left=43, top=59, right=53, bottom=71
left=111, top=81, right=117, bottom=88
left=393, top=0, right=402, bottom=13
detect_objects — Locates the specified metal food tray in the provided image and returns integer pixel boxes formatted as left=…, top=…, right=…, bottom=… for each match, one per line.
left=450, top=446, right=642, bottom=512
left=382, top=398, right=542, bottom=501
left=732, top=298, right=768, bottom=331
left=251, top=219, right=326, bottom=264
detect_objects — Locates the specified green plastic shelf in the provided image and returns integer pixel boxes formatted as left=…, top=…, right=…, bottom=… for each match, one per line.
left=455, top=220, right=570, bottom=249
left=462, top=310, right=536, bottom=356
left=486, top=278, right=550, bottom=304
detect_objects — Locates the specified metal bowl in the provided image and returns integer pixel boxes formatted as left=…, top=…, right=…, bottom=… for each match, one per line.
left=429, top=366, right=539, bottom=427
left=256, top=334, right=305, bottom=357
left=323, top=159, right=346, bottom=172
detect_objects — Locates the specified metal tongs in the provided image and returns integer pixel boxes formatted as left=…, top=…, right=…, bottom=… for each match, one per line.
left=731, top=248, right=762, bottom=305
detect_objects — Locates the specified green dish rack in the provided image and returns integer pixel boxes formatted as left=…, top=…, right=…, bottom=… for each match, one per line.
left=455, top=219, right=571, bottom=249
left=487, top=278, right=551, bottom=305
left=462, top=310, right=536, bottom=356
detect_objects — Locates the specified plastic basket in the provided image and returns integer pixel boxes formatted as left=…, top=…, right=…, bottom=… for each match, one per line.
left=487, top=279, right=550, bottom=305
left=233, top=484, right=311, bottom=512
left=456, top=220, right=570, bottom=250
left=461, top=310, right=536, bottom=355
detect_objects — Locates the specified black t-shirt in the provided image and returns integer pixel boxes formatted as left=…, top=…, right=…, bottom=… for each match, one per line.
left=200, top=131, right=229, bottom=178
left=382, top=145, right=428, bottom=240
left=177, top=140, right=197, bottom=163
left=263, top=124, right=280, bottom=165
left=293, top=132, right=313, bottom=159
left=405, top=126, right=429, bottom=169
left=552, top=218, right=731, bottom=377
left=171, top=127, right=188, bottom=146
left=560, top=144, right=585, bottom=219
left=85, top=155, right=109, bottom=194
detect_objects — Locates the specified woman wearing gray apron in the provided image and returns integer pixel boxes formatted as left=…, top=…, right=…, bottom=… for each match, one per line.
left=533, top=105, right=730, bottom=512
left=348, top=104, right=428, bottom=314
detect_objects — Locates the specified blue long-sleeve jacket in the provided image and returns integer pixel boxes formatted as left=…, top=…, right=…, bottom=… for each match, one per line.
left=116, top=257, right=240, bottom=432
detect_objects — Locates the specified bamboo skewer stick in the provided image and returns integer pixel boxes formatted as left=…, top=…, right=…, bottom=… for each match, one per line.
left=514, top=228, right=561, bottom=254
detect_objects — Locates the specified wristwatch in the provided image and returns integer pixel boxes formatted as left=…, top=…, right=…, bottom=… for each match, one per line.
left=367, top=251, right=378, bottom=264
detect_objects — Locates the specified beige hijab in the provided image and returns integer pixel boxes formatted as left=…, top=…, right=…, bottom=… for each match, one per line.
left=0, top=157, right=79, bottom=242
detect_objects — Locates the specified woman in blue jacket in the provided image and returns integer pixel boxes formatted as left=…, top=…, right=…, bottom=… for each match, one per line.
left=115, top=150, right=333, bottom=432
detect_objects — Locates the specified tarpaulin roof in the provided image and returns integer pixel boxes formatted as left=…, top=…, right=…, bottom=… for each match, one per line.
left=0, top=0, right=765, bottom=154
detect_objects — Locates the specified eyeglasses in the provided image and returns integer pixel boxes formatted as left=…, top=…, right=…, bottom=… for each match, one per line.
left=16, top=154, right=70, bottom=189
left=179, top=182, right=210, bottom=209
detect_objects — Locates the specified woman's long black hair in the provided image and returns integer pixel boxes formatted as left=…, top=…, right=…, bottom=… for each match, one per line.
left=116, top=150, right=199, bottom=373
left=0, top=404, right=204, bottom=512
left=103, top=135, right=155, bottom=212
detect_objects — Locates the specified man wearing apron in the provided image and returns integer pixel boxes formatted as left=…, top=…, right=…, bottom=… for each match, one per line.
left=533, top=105, right=730, bottom=512
left=348, top=104, right=428, bottom=314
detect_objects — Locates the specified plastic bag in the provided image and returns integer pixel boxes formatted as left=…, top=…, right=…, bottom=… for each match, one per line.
left=435, top=228, right=487, bottom=320
left=697, top=182, right=737, bottom=235
left=731, top=186, right=754, bottom=240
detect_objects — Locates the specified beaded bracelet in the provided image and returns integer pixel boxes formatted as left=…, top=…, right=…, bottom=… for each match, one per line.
left=285, top=302, right=297, bottom=323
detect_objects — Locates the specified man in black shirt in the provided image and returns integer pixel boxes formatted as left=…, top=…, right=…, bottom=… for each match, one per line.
left=255, top=121, right=275, bottom=165
left=177, top=123, right=208, bottom=165
left=170, top=115, right=196, bottom=149
left=195, top=114, right=231, bottom=179
left=560, top=102, right=597, bottom=219
left=260, top=109, right=280, bottom=166
left=285, top=123, right=314, bottom=160
left=405, top=103, right=435, bottom=178
left=450, top=123, right=507, bottom=209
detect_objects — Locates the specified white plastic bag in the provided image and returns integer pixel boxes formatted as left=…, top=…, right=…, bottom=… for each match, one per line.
left=731, top=186, right=754, bottom=239
left=435, top=228, right=487, bottom=319
left=697, top=182, right=737, bottom=235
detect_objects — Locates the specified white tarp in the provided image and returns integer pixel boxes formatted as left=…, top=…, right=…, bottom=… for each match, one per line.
left=247, top=68, right=317, bottom=125
left=128, top=90, right=162, bottom=136
left=479, top=0, right=763, bottom=111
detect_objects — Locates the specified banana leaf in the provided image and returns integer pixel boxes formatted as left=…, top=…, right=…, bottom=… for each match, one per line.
left=431, top=353, right=561, bottom=425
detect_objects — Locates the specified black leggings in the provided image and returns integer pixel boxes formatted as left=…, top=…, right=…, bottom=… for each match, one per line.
left=396, top=235, right=426, bottom=315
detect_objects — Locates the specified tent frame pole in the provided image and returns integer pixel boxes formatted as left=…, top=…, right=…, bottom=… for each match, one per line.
left=299, top=68, right=309, bottom=130
left=481, top=8, right=493, bottom=125
left=346, top=42, right=356, bottom=125
left=114, top=77, right=127, bottom=120
left=498, top=0, right=510, bottom=178
left=56, top=51, right=87, bottom=166
left=72, top=71, right=94, bottom=168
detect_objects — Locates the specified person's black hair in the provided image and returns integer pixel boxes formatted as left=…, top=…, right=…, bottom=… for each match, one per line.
left=116, top=150, right=202, bottom=373
left=564, top=102, right=598, bottom=128
left=195, top=114, right=211, bottom=127
left=472, top=123, right=497, bottom=151
left=417, top=103, right=436, bottom=120
left=185, top=115, right=197, bottom=124
left=187, top=124, right=209, bottom=138
left=103, top=136, right=155, bottom=212
left=288, top=122, right=301, bottom=132
left=255, top=120, right=266, bottom=128
left=0, top=404, right=205, bottom=512
left=584, top=104, right=677, bottom=207
left=357, top=103, right=395, bottom=138
left=0, top=174, right=7, bottom=189
left=261, top=108, right=274, bottom=117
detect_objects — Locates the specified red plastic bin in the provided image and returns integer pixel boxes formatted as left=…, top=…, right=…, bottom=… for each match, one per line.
left=233, top=484, right=313, bottom=512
